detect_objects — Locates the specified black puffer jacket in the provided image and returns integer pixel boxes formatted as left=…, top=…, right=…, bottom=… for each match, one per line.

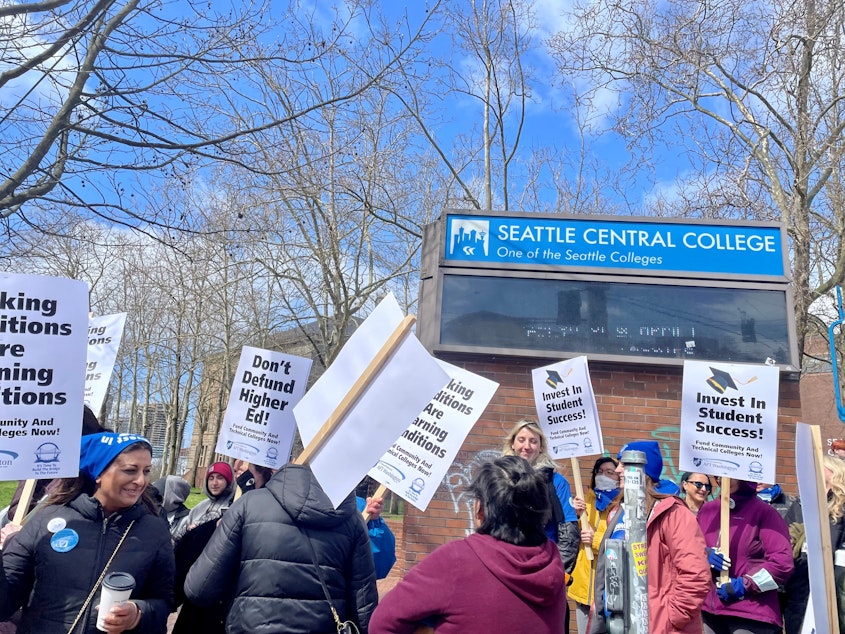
left=0, top=494, right=174, bottom=633
left=185, top=464, right=378, bottom=634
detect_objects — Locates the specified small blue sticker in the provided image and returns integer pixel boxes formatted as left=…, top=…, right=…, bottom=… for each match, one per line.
left=50, top=528, right=79, bottom=553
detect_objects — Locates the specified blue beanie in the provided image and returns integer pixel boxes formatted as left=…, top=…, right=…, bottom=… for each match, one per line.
left=618, top=440, right=663, bottom=482
left=79, top=432, right=151, bottom=481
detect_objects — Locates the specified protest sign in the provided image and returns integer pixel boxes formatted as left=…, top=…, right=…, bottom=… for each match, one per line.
left=531, top=356, right=603, bottom=459
left=84, top=312, right=126, bottom=414
left=795, top=422, right=837, bottom=634
left=368, top=360, right=499, bottom=511
left=215, top=346, right=312, bottom=469
left=0, top=273, right=89, bottom=480
left=678, top=360, right=779, bottom=482
left=294, top=293, right=449, bottom=508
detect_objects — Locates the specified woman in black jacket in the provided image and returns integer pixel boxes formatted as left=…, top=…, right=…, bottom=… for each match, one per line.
left=0, top=432, right=175, bottom=634
left=185, top=463, right=378, bottom=634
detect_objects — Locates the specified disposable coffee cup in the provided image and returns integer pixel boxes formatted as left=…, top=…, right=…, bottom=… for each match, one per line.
left=96, top=572, right=135, bottom=631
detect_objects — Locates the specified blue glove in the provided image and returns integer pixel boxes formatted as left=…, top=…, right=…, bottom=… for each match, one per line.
left=706, top=547, right=731, bottom=571
left=716, top=577, right=746, bottom=604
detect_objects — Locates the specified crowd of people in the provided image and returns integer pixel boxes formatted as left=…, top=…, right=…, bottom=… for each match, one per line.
left=0, top=409, right=842, bottom=633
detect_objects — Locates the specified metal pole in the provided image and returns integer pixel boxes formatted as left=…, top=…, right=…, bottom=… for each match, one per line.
left=620, top=449, right=649, bottom=634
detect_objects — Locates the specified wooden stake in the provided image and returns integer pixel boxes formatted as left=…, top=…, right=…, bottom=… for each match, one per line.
left=570, top=457, right=594, bottom=561
left=12, top=479, right=36, bottom=526
left=809, top=425, right=838, bottom=628
left=719, top=476, right=731, bottom=587
left=362, top=483, right=388, bottom=522
left=294, top=315, right=416, bottom=466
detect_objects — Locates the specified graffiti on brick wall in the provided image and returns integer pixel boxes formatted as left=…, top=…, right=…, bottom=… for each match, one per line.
left=443, top=449, right=499, bottom=535
left=649, top=425, right=681, bottom=482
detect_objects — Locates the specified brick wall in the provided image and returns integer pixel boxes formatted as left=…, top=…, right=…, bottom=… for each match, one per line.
left=401, top=355, right=802, bottom=571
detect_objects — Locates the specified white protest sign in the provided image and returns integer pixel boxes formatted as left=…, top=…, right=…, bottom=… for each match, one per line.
left=531, top=356, right=603, bottom=458
left=294, top=293, right=449, bottom=508
left=678, top=360, right=779, bottom=482
left=0, top=273, right=89, bottom=480
left=796, top=422, right=836, bottom=634
left=368, top=361, right=499, bottom=511
left=85, top=312, right=126, bottom=414
left=216, top=346, right=312, bottom=468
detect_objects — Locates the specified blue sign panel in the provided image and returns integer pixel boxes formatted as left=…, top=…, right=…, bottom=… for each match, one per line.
left=444, top=214, right=786, bottom=278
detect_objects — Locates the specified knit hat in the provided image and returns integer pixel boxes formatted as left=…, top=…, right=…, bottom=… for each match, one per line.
left=618, top=440, right=663, bottom=482
left=79, top=432, right=151, bottom=481
left=206, top=461, right=234, bottom=485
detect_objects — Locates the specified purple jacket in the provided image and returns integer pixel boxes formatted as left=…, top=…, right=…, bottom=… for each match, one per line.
left=697, top=480, right=794, bottom=626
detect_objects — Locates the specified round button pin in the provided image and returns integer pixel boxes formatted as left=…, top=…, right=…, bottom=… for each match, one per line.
left=47, top=517, right=67, bottom=533
left=50, top=528, right=79, bottom=553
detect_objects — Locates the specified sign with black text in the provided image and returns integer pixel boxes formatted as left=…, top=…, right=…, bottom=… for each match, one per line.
left=678, top=360, right=779, bottom=482
left=531, top=356, right=603, bottom=458
left=84, top=312, right=126, bottom=414
left=0, top=273, right=89, bottom=479
left=216, top=346, right=312, bottom=468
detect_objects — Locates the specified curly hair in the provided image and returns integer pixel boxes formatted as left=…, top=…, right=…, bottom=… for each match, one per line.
left=824, top=455, right=845, bottom=523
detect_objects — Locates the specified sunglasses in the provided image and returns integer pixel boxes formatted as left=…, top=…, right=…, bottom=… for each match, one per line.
left=685, top=480, right=712, bottom=492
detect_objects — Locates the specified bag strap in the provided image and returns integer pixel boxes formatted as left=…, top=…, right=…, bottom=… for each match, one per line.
left=67, top=519, right=135, bottom=634
left=299, top=526, right=359, bottom=634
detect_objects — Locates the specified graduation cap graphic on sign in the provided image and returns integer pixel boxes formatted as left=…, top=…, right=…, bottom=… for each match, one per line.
left=706, top=367, right=738, bottom=394
left=545, top=367, right=573, bottom=389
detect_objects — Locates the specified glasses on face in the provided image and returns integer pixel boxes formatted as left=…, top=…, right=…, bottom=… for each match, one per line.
left=685, top=480, right=712, bottom=492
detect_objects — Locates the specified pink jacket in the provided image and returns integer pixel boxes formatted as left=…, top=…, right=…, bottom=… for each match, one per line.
left=647, top=496, right=711, bottom=634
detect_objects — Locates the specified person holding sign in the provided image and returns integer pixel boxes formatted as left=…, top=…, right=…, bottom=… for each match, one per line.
left=697, top=478, right=793, bottom=634
left=357, top=495, right=397, bottom=580
left=0, top=432, right=174, bottom=633
left=370, top=455, right=567, bottom=633
left=592, top=441, right=710, bottom=634
left=501, top=420, right=580, bottom=573
left=568, top=457, right=622, bottom=634
left=184, top=463, right=378, bottom=634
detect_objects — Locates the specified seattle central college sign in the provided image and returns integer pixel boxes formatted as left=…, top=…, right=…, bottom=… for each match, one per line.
left=444, top=214, right=786, bottom=279
left=418, top=211, right=797, bottom=370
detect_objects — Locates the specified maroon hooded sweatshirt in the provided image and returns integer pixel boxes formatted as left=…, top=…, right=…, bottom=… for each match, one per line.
left=370, top=532, right=567, bottom=634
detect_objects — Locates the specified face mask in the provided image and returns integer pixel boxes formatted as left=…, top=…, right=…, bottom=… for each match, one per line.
left=236, top=470, right=255, bottom=492
left=595, top=474, right=618, bottom=491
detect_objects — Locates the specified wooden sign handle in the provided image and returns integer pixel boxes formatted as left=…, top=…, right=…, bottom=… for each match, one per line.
left=295, top=315, right=416, bottom=466
left=719, top=476, right=731, bottom=586
left=12, top=479, right=36, bottom=526
left=570, top=457, right=594, bottom=561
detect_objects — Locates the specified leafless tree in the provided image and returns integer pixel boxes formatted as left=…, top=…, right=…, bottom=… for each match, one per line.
left=549, top=0, right=845, bottom=359
left=0, top=0, right=443, bottom=231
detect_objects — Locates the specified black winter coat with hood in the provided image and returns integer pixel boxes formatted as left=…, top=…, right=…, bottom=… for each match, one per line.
left=0, top=494, right=174, bottom=634
left=184, top=464, right=378, bottom=634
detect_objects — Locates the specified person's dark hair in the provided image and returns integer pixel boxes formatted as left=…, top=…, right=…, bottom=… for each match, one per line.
left=48, top=442, right=158, bottom=514
left=470, top=455, right=550, bottom=547
left=82, top=405, right=107, bottom=435
left=252, top=464, right=274, bottom=485
left=590, top=456, right=618, bottom=489
left=644, top=474, right=673, bottom=515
